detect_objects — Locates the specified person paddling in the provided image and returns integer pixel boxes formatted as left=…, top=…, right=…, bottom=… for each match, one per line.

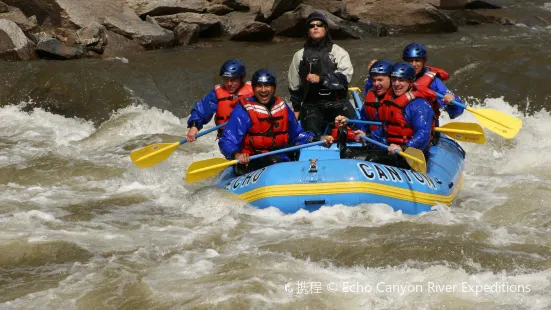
left=185, top=59, right=253, bottom=142
left=219, top=69, right=333, bottom=176
left=353, top=63, right=436, bottom=168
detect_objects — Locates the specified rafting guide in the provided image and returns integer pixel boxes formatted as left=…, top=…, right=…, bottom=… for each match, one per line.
left=283, top=281, right=531, bottom=296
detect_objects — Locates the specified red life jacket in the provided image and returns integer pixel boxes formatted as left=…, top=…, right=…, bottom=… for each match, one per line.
left=413, top=66, right=449, bottom=120
left=241, top=96, right=290, bottom=155
left=363, top=89, right=384, bottom=132
left=214, top=81, right=253, bottom=128
left=379, top=86, right=437, bottom=145
left=415, top=66, right=449, bottom=88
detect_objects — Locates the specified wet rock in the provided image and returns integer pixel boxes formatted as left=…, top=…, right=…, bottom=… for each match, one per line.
left=6, top=0, right=174, bottom=49
left=0, top=1, right=8, bottom=13
left=125, top=0, right=206, bottom=17
left=241, top=0, right=301, bottom=22
left=422, top=0, right=468, bottom=9
left=209, top=0, right=249, bottom=11
left=206, top=4, right=233, bottom=15
left=343, top=0, right=458, bottom=33
left=301, top=0, right=358, bottom=21
left=102, top=29, right=146, bottom=57
left=0, top=19, right=36, bottom=61
left=153, top=12, right=223, bottom=37
left=465, top=1, right=501, bottom=10
left=271, top=4, right=369, bottom=39
left=35, top=37, right=85, bottom=60
left=174, top=22, right=199, bottom=46
left=1, top=0, right=62, bottom=26
left=446, top=9, right=513, bottom=26
left=76, top=22, right=108, bottom=54
left=0, top=5, right=39, bottom=33
left=222, top=11, right=274, bottom=41
left=231, top=21, right=274, bottom=41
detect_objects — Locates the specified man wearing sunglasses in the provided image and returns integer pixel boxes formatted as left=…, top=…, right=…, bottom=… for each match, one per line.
left=288, top=11, right=357, bottom=136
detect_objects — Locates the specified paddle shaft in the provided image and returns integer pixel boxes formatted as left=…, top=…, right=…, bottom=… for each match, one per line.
left=188, top=140, right=327, bottom=175
left=435, top=92, right=513, bottom=130
left=346, top=119, right=480, bottom=134
left=182, top=122, right=227, bottom=145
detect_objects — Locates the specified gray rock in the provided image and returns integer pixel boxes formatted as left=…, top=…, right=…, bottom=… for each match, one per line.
left=231, top=21, right=274, bottom=41
left=465, top=1, right=502, bottom=10
left=0, top=5, right=39, bottom=33
left=271, top=5, right=368, bottom=39
left=174, top=22, right=199, bottom=46
left=124, top=0, right=206, bottom=17
left=240, top=0, right=301, bottom=21
left=206, top=4, right=233, bottom=16
left=102, top=29, right=145, bottom=57
left=153, top=12, right=223, bottom=37
left=446, top=9, right=513, bottom=26
left=1, top=0, right=62, bottom=26
left=0, top=19, right=36, bottom=61
left=0, top=1, right=8, bottom=13
left=343, top=0, right=458, bottom=33
left=9, top=0, right=175, bottom=49
left=301, top=0, right=358, bottom=21
left=76, top=22, right=108, bottom=54
left=222, top=11, right=274, bottom=41
left=35, top=37, right=85, bottom=60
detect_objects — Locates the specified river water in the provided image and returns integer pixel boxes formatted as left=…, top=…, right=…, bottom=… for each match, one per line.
left=1, top=2, right=551, bottom=308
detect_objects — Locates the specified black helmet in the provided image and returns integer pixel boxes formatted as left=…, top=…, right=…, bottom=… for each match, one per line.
left=306, top=12, right=329, bottom=27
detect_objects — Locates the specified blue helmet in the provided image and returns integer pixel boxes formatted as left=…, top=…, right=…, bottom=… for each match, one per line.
left=369, top=60, right=393, bottom=76
left=390, top=62, right=416, bottom=80
left=219, top=59, right=246, bottom=78
left=251, top=69, right=277, bottom=85
left=402, top=42, right=427, bottom=59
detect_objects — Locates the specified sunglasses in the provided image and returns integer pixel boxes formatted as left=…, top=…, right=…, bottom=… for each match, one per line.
left=308, top=23, right=325, bottom=29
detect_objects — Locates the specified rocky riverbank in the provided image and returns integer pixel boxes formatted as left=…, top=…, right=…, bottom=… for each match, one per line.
left=0, top=0, right=517, bottom=61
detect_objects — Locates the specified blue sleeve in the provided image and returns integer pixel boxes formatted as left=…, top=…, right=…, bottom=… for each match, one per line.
left=187, top=89, right=218, bottom=130
left=363, top=77, right=373, bottom=96
left=287, top=105, right=315, bottom=145
left=403, top=99, right=434, bottom=150
left=430, top=78, right=464, bottom=119
left=355, top=104, right=368, bottom=132
left=218, top=105, right=252, bottom=159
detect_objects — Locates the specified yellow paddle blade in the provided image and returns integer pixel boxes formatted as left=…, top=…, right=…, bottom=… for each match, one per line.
left=436, top=122, right=486, bottom=144
left=130, top=142, right=180, bottom=168
left=467, top=107, right=522, bottom=139
left=401, top=147, right=427, bottom=174
left=185, top=158, right=237, bottom=183
left=348, top=87, right=361, bottom=92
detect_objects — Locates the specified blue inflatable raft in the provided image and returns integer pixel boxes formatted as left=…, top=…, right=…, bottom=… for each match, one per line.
left=215, top=136, right=465, bottom=215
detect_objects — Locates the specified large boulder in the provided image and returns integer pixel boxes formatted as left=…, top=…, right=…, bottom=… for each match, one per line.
left=76, top=22, right=108, bottom=54
left=222, top=11, right=274, bottom=41
left=446, top=9, right=513, bottom=25
left=0, top=5, right=39, bottom=33
left=174, top=22, right=199, bottom=46
left=102, top=29, right=145, bottom=57
left=301, top=0, right=358, bottom=21
left=0, top=19, right=36, bottom=61
left=153, top=12, right=223, bottom=37
left=1, top=0, right=62, bottom=26
left=271, top=5, right=380, bottom=39
left=0, top=2, right=8, bottom=13
left=124, top=0, right=205, bottom=17
left=343, top=0, right=458, bottom=33
left=35, top=37, right=85, bottom=60
left=240, top=0, right=301, bottom=22
left=2, top=0, right=174, bottom=49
